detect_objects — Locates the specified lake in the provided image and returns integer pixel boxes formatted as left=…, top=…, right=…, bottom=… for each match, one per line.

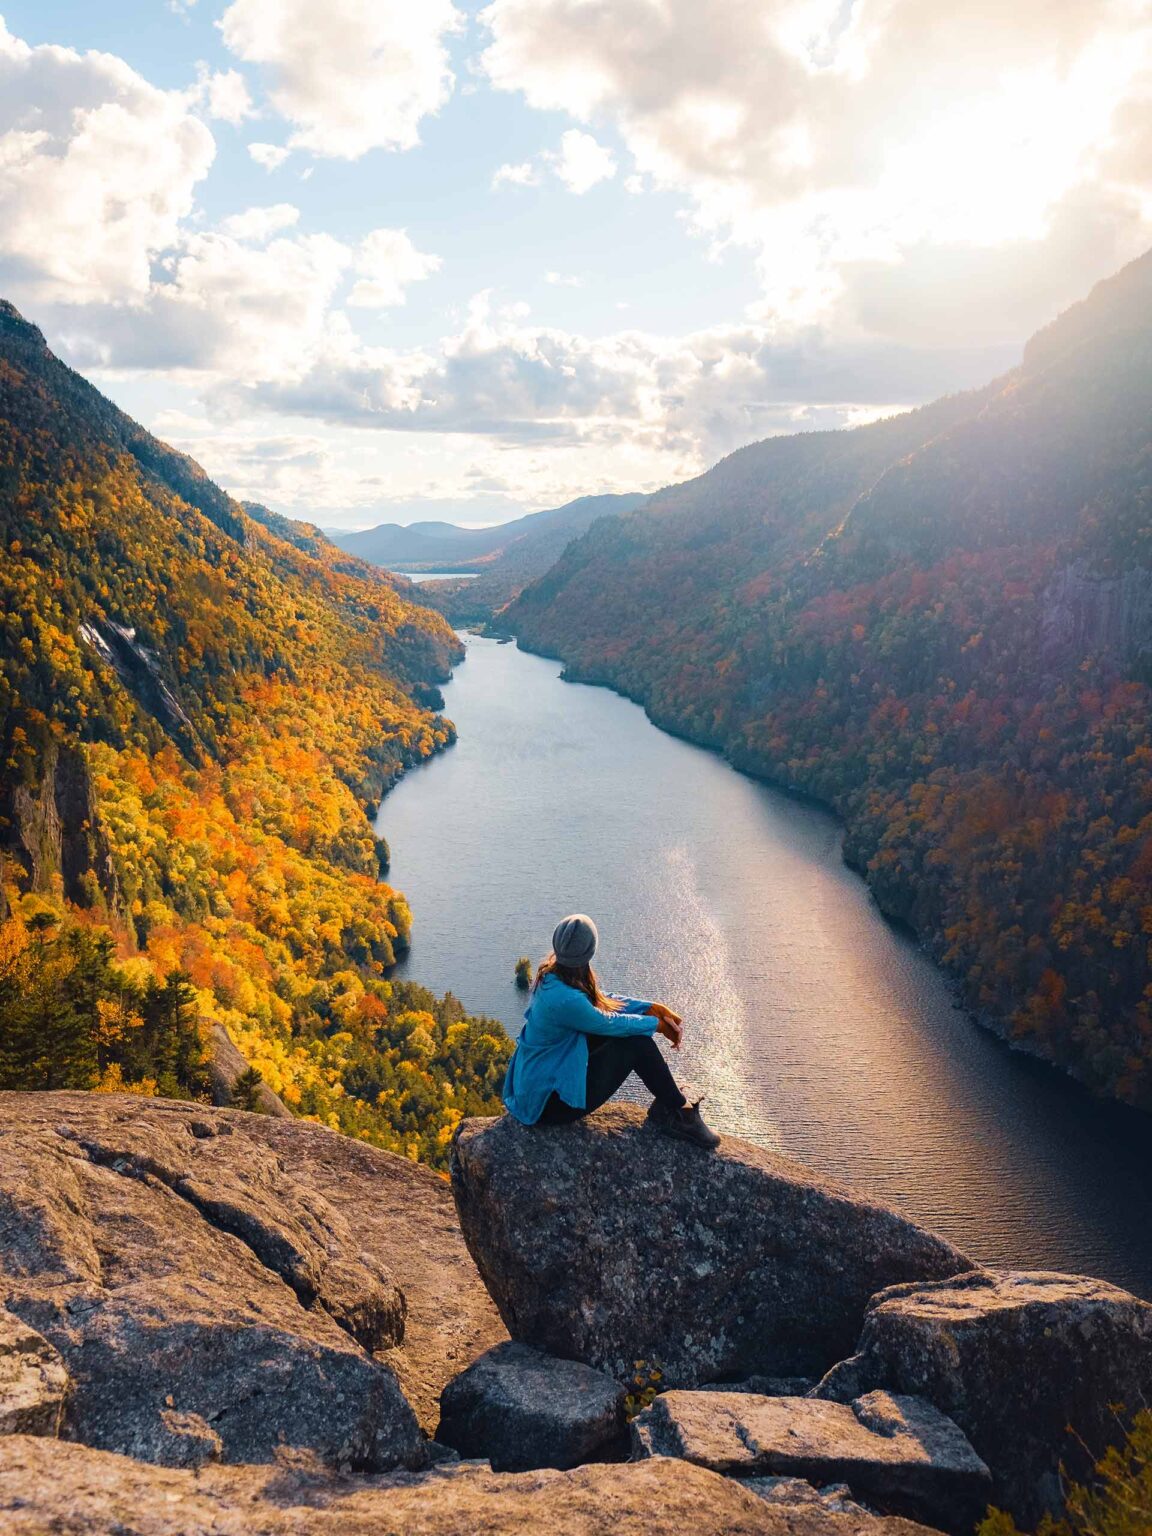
left=378, top=633, right=1152, bottom=1295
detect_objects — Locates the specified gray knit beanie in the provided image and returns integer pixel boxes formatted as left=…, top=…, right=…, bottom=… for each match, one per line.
left=552, top=913, right=598, bottom=968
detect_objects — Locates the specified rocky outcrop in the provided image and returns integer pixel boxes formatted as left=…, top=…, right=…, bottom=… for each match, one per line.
left=1040, top=562, right=1152, bottom=666
left=9, top=1090, right=1152, bottom=1535
left=208, top=1024, right=292, bottom=1118
left=632, top=1389, right=990, bottom=1533
left=0, top=1435, right=943, bottom=1536
left=80, top=619, right=201, bottom=756
left=6, top=741, right=121, bottom=915
left=0, top=1093, right=507, bottom=1464
left=816, top=1269, right=1152, bottom=1526
left=450, top=1106, right=973, bottom=1385
left=0, top=1308, right=69, bottom=1436
left=437, top=1341, right=627, bottom=1471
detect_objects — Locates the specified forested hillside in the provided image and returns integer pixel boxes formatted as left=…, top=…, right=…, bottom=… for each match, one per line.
left=509, top=252, right=1152, bottom=1110
left=0, top=300, right=510, bottom=1165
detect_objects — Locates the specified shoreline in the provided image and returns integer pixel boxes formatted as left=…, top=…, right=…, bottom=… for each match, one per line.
left=507, top=628, right=1146, bottom=1129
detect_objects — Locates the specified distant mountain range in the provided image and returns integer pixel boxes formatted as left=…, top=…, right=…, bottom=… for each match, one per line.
left=329, top=491, right=650, bottom=624
left=332, top=494, right=648, bottom=571
left=507, top=249, right=1152, bottom=1112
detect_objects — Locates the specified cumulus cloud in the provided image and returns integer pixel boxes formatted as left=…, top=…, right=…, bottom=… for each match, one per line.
left=218, top=0, right=462, bottom=159
left=220, top=288, right=1009, bottom=471
left=492, top=129, right=617, bottom=194
left=218, top=204, right=300, bottom=241
left=549, top=128, right=615, bottom=193
left=0, top=20, right=215, bottom=304
left=479, top=0, right=1152, bottom=344
left=193, top=65, right=253, bottom=124
left=125, top=286, right=1009, bottom=516
left=76, top=230, right=354, bottom=378
left=348, top=229, right=442, bottom=309
left=247, top=141, right=290, bottom=169
left=55, top=223, right=440, bottom=385
left=492, top=159, right=539, bottom=188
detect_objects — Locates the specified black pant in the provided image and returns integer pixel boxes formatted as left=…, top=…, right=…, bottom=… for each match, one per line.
left=538, top=1033, right=686, bottom=1125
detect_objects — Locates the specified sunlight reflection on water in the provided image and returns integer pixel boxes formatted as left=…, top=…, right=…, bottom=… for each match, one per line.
left=379, top=633, right=1152, bottom=1296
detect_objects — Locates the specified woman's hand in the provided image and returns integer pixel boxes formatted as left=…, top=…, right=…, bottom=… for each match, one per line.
left=657, top=1016, right=684, bottom=1049
left=647, top=1002, right=684, bottom=1049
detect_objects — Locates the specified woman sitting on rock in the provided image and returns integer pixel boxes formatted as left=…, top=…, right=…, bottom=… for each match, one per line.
left=502, top=914, right=720, bottom=1149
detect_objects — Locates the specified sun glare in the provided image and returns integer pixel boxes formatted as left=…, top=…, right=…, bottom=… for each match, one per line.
left=880, top=43, right=1142, bottom=248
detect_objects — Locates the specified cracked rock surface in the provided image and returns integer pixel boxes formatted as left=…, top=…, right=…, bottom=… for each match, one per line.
left=631, top=1389, right=989, bottom=1533
left=451, top=1106, right=974, bottom=1385
left=816, top=1269, right=1152, bottom=1527
left=0, top=1435, right=944, bottom=1536
left=0, top=1093, right=505, bottom=1465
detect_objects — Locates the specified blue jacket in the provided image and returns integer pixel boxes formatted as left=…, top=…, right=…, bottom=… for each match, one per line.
left=502, top=973, right=656, bottom=1125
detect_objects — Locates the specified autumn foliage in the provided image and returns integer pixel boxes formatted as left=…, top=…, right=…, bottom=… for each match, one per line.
left=0, top=300, right=510, bottom=1167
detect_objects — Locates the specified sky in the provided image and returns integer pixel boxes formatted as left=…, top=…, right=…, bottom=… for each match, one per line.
left=1, top=1, right=1150, bottom=529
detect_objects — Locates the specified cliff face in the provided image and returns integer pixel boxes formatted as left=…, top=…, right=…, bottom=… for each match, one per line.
left=507, top=249, right=1152, bottom=1109
left=1039, top=563, right=1152, bottom=667
left=7, top=741, right=122, bottom=922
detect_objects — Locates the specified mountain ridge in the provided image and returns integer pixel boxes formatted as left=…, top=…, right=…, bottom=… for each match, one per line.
left=0, top=296, right=511, bottom=1158
left=333, top=493, right=650, bottom=571
left=507, top=249, right=1152, bottom=1109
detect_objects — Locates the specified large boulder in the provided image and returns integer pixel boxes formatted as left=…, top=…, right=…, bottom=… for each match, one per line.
left=816, top=1269, right=1152, bottom=1526
left=0, top=1434, right=945, bottom=1536
left=632, top=1388, right=990, bottom=1533
left=437, top=1341, right=627, bottom=1470
left=0, top=1093, right=505, bottom=1464
left=450, top=1107, right=973, bottom=1385
left=0, top=1308, right=69, bottom=1436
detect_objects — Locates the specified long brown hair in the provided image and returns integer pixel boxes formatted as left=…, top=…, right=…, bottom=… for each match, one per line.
left=534, top=954, right=622, bottom=1012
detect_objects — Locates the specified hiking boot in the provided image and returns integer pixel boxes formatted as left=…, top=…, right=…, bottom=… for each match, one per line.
left=646, top=1098, right=721, bottom=1150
